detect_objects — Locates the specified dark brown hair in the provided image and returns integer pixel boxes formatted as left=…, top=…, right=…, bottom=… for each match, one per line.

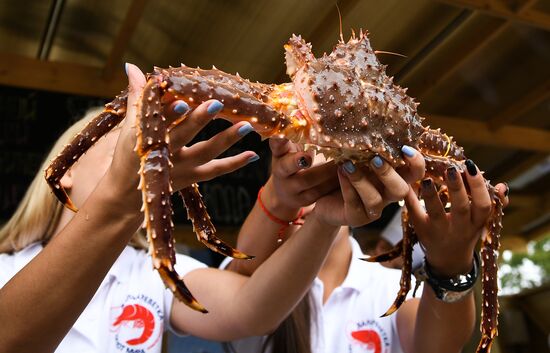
left=223, top=291, right=314, bottom=353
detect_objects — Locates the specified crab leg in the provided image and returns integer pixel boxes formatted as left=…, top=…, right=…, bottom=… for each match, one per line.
left=137, top=79, right=206, bottom=313
left=363, top=240, right=403, bottom=263
left=45, top=93, right=128, bottom=211
left=476, top=189, right=503, bottom=353
left=381, top=209, right=417, bottom=317
left=180, top=185, right=253, bottom=259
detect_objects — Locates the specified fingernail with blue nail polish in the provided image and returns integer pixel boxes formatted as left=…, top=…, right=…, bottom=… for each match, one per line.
left=465, top=159, right=477, bottom=176
left=402, top=145, right=416, bottom=158
left=125, top=63, right=129, bottom=76
left=173, top=101, right=189, bottom=115
left=343, top=161, right=356, bottom=174
left=372, top=156, right=383, bottom=168
left=247, top=154, right=260, bottom=164
left=207, top=100, right=224, bottom=115
left=238, top=123, right=254, bottom=137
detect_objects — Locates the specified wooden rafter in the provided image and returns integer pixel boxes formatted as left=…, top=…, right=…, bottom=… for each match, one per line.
left=437, top=0, right=550, bottom=31
left=495, top=153, right=548, bottom=182
left=487, top=77, right=550, bottom=130
left=0, top=53, right=126, bottom=97
left=102, top=0, right=149, bottom=79
left=408, top=0, right=537, bottom=99
left=425, top=114, right=550, bottom=152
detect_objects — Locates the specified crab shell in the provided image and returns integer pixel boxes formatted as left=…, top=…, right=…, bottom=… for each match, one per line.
left=282, top=33, right=426, bottom=166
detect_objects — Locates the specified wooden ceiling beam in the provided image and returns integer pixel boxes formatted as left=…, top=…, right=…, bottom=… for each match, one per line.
left=102, top=0, right=149, bottom=80
left=411, top=0, right=536, bottom=99
left=487, top=77, right=550, bottom=130
left=425, top=114, right=550, bottom=152
left=495, top=153, right=549, bottom=182
left=437, top=0, right=550, bottom=31
left=0, top=53, right=126, bottom=98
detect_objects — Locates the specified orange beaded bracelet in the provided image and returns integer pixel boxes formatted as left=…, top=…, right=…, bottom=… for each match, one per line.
left=257, top=186, right=304, bottom=244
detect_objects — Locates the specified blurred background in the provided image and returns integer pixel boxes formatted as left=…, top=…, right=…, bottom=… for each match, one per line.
left=0, top=0, right=548, bottom=352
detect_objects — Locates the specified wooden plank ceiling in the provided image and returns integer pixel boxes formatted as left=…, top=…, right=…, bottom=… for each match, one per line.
left=0, top=0, right=548, bottom=249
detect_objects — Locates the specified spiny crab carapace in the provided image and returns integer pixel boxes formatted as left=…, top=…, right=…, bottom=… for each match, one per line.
left=45, top=30, right=503, bottom=353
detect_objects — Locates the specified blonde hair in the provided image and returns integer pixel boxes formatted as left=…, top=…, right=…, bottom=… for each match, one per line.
left=0, top=107, right=147, bottom=253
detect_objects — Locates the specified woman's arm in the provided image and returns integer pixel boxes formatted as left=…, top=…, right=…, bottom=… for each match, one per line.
left=0, top=64, right=257, bottom=353
left=397, top=162, right=509, bottom=353
left=171, top=156, right=425, bottom=340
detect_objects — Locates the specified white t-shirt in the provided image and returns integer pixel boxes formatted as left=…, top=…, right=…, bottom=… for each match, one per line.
left=223, top=237, right=420, bottom=353
left=0, top=243, right=206, bottom=353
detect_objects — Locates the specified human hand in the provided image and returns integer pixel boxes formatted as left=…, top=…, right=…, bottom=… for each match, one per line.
left=107, top=64, right=258, bottom=212
left=405, top=159, right=510, bottom=277
left=261, top=138, right=339, bottom=220
left=313, top=146, right=426, bottom=227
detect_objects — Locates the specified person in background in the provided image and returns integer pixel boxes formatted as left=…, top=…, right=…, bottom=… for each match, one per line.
left=224, top=138, right=509, bottom=353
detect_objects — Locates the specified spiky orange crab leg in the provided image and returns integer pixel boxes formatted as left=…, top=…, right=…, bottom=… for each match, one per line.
left=45, top=93, right=128, bottom=211
left=362, top=240, right=403, bottom=263
left=180, top=185, right=254, bottom=259
left=137, top=79, right=206, bottom=313
left=381, top=210, right=417, bottom=317
left=476, top=189, right=503, bottom=353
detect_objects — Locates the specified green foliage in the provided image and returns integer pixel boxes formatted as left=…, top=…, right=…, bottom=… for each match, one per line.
left=499, top=233, right=550, bottom=295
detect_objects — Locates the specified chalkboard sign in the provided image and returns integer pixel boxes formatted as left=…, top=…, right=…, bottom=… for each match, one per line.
left=0, top=85, right=270, bottom=226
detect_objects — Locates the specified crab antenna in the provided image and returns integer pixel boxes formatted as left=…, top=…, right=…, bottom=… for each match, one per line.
left=336, top=3, right=344, bottom=43
left=375, top=50, right=407, bottom=58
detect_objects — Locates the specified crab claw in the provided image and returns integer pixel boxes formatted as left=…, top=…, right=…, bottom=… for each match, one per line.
left=180, top=185, right=254, bottom=260
left=157, top=266, right=208, bottom=313
left=362, top=240, right=403, bottom=263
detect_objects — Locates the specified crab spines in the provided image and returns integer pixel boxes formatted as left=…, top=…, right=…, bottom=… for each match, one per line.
left=44, top=95, right=128, bottom=212
left=285, top=34, right=315, bottom=80
left=381, top=210, right=416, bottom=318
left=362, top=240, right=403, bottom=263
left=477, top=189, right=503, bottom=353
left=180, top=185, right=254, bottom=260
left=157, top=266, right=208, bottom=313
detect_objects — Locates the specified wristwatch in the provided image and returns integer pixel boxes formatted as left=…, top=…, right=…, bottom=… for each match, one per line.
left=414, top=252, right=480, bottom=303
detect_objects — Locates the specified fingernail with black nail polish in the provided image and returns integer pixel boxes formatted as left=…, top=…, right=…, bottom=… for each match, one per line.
left=207, top=100, right=224, bottom=115
left=343, top=161, right=356, bottom=174
left=421, top=178, right=432, bottom=192
left=173, top=101, right=190, bottom=115
left=447, top=166, right=457, bottom=182
left=238, top=123, right=254, bottom=137
left=298, top=157, right=310, bottom=169
left=465, top=159, right=477, bottom=176
left=504, top=182, right=509, bottom=197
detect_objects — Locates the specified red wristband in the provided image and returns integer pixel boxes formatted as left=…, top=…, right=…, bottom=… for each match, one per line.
left=257, top=186, right=304, bottom=243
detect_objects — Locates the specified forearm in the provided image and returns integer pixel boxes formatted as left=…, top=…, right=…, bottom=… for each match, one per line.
left=413, top=286, right=476, bottom=353
left=227, top=178, right=301, bottom=275
left=0, top=176, right=141, bottom=353
left=232, top=213, right=338, bottom=336
left=180, top=212, right=338, bottom=340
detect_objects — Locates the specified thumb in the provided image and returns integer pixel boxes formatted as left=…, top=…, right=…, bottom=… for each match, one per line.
left=123, top=63, right=146, bottom=130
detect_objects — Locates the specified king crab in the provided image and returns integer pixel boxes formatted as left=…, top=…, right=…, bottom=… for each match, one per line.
left=45, top=30, right=503, bottom=353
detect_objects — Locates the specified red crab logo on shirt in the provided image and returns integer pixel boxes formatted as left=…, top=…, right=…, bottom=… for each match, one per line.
left=351, top=329, right=382, bottom=353
left=112, top=304, right=155, bottom=345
